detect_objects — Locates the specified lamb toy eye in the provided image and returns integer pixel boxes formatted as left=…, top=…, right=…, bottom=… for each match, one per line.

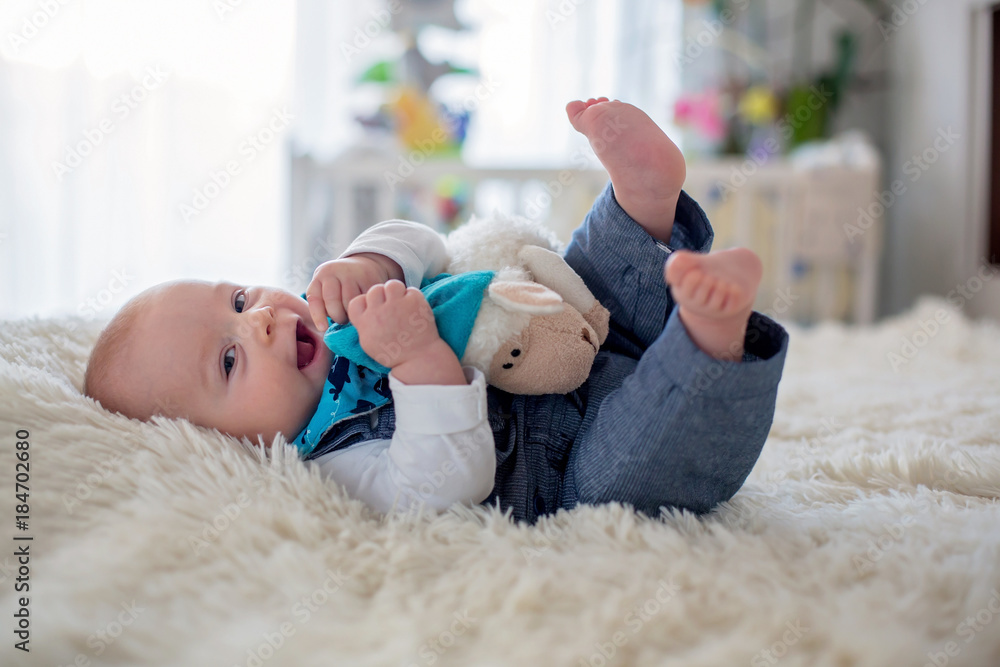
left=502, top=349, right=521, bottom=370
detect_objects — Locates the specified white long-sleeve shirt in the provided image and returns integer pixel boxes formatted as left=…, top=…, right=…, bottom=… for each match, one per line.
left=307, top=220, right=496, bottom=515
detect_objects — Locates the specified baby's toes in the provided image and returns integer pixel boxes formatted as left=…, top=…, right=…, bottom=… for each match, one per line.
left=691, top=274, right=717, bottom=306
left=676, top=267, right=704, bottom=299
left=707, top=282, right=729, bottom=311
left=664, top=250, right=698, bottom=287
left=719, top=283, right=748, bottom=315
left=347, top=294, right=368, bottom=320
left=728, top=284, right=751, bottom=313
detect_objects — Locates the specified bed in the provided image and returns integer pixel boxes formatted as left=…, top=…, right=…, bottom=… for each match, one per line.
left=1, top=296, right=998, bottom=666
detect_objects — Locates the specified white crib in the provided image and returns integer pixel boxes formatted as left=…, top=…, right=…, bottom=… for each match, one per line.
left=289, top=147, right=883, bottom=325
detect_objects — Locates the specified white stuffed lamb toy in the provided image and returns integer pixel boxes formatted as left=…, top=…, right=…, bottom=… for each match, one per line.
left=442, top=211, right=610, bottom=395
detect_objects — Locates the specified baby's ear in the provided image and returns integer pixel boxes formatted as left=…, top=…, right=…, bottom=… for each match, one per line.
left=488, top=281, right=564, bottom=314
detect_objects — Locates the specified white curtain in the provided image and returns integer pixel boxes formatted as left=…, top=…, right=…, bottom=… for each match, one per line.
left=0, top=0, right=297, bottom=321
left=1, top=0, right=680, bottom=321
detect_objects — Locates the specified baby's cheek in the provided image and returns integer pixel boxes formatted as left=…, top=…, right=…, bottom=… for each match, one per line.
left=286, top=386, right=322, bottom=440
left=311, top=374, right=327, bottom=401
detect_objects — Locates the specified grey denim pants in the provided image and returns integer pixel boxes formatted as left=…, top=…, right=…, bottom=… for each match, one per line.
left=482, top=182, right=789, bottom=522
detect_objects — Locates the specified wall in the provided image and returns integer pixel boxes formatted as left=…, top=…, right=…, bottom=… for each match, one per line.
left=882, top=0, right=1000, bottom=321
left=758, top=0, right=1000, bottom=321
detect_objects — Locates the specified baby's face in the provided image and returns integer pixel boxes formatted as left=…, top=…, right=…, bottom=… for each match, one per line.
left=126, top=280, right=332, bottom=444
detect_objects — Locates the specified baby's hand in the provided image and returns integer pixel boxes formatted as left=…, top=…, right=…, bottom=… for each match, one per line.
left=349, top=280, right=442, bottom=369
left=306, top=253, right=403, bottom=329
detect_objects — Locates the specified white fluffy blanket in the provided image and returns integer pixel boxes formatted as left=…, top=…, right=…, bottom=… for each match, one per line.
left=1, top=297, right=999, bottom=667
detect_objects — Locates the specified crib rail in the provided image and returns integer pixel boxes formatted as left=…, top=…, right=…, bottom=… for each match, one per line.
left=290, top=150, right=882, bottom=325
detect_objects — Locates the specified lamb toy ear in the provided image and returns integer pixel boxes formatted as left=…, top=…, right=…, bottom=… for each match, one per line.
left=516, top=244, right=610, bottom=343
left=488, top=281, right=564, bottom=314
left=517, top=245, right=598, bottom=313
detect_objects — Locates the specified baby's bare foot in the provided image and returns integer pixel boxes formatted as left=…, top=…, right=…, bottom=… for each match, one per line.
left=566, top=98, right=686, bottom=243
left=664, top=248, right=762, bottom=362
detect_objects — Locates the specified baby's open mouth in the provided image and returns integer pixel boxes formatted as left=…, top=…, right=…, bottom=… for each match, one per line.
left=295, top=320, right=317, bottom=369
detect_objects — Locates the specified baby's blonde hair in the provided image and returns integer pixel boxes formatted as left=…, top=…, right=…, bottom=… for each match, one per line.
left=82, top=287, right=164, bottom=422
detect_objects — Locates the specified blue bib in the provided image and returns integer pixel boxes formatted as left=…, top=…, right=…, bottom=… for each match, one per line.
left=292, top=271, right=494, bottom=456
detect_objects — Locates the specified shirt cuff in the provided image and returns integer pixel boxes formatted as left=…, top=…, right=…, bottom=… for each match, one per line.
left=387, top=366, right=487, bottom=435
left=656, top=308, right=789, bottom=399
left=599, top=181, right=714, bottom=256
left=342, top=244, right=421, bottom=288
left=339, top=220, right=449, bottom=288
left=668, top=189, right=715, bottom=254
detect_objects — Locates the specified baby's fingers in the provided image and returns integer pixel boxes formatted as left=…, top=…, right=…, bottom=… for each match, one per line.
left=306, top=290, right=329, bottom=330
left=382, top=279, right=407, bottom=300
left=346, top=292, right=368, bottom=322
left=307, top=280, right=346, bottom=328
left=339, top=280, right=364, bottom=321
left=364, top=283, right=387, bottom=307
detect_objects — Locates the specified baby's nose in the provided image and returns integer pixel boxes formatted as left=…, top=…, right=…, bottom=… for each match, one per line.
left=251, top=306, right=275, bottom=338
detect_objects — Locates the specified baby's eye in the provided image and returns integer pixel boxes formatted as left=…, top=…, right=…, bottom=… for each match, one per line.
left=234, top=290, right=247, bottom=313
left=224, top=347, right=236, bottom=377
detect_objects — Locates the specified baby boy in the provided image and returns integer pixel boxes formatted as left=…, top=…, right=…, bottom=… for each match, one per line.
left=83, top=98, right=788, bottom=523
